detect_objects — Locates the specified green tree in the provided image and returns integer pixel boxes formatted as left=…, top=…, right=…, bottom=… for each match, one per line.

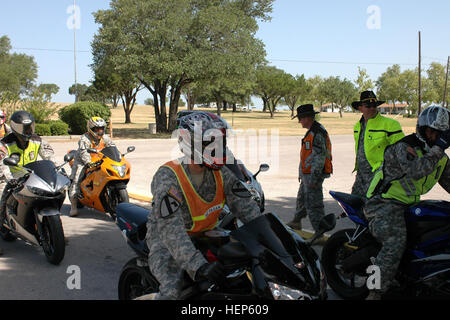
left=254, top=65, right=291, bottom=118
left=68, top=84, right=88, bottom=102
left=355, top=67, right=374, bottom=92
left=376, top=64, right=402, bottom=114
left=320, top=76, right=357, bottom=118
left=283, top=74, right=312, bottom=117
left=93, top=0, right=271, bottom=133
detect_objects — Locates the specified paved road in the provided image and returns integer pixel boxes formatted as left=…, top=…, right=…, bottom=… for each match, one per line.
left=0, top=135, right=447, bottom=299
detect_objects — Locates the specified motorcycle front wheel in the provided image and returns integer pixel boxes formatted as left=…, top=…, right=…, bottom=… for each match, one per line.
left=41, top=215, right=65, bottom=265
left=106, top=187, right=129, bottom=221
left=118, top=258, right=159, bottom=300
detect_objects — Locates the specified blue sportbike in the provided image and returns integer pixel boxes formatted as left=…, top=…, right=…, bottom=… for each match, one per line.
left=321, top=191, right=450, bottom=299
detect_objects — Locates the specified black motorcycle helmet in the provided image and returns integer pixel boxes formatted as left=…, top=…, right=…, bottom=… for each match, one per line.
left=10, top=111, right=35, bottom=142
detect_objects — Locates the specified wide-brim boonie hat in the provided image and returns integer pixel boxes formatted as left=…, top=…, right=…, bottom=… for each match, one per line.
left=352, top=90, right=385, bottom=110
left=291, top=104, right=320, bottom=120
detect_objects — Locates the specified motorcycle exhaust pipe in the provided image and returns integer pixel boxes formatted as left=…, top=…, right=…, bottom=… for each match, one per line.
left=7, top=215, right=39, bottom=246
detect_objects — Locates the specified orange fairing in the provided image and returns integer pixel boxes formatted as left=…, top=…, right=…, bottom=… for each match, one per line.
left=78, top=149, right=131, bottom=213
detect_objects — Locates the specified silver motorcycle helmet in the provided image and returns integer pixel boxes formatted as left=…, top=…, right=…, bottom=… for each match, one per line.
left=416, top=105, right=449, bottom=148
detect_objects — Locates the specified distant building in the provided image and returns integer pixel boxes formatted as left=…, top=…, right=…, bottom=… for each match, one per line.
left=377, top=103, right=408, bottom=115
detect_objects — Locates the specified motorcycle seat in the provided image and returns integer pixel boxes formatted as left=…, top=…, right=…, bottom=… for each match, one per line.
left=116, top=203, right=150, bottom=239
left=331, top=191, right=365, bottom=209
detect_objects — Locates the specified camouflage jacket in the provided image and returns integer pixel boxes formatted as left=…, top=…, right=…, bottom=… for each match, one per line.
left=148, top=157, right=262, bottom=277
left=75, top=133, right=114, bottom=165
left=299, top=122, right=331, bottom=184
left=375, top=135, right=450, bottom=196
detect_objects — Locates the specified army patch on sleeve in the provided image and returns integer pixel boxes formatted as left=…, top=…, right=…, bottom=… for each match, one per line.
left=305, top=141, right=311, bottom=150
left=168, top=186, right=183, bottom=203
left=160, top=194, right=181, bottom=218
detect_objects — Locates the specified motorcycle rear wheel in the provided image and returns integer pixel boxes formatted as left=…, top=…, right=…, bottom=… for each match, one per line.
left=321, top=229, right=369, bottom=300
left=41, top=215, right=65, bottom=265
left=118, top=258, right=159, bottom=300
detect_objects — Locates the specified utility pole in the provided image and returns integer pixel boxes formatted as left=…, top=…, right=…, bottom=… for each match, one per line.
left=444, top=56, right=449, bottom=109
left=73, top=0, right=78, bottom=102
left=418, top=31, right=422, bottom=115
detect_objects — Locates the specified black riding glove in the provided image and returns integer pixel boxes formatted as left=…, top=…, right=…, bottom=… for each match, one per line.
left=195, top=261, right=226, bottom=284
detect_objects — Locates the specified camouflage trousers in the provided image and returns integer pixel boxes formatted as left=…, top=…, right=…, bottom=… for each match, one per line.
left=68, top=161, right=85, bottom=200
left=295, top=175, right=325, bottom=232
left=146, top=229, right=192, bottom=300
left=351, top=170, right=375, bottom=198
left=364, top=196, right=407, bottom=293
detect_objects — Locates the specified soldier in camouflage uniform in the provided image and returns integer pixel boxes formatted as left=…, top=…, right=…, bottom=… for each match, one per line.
left=0, top=111, right=55, bottom=231
left=364, top=106, right=450, bottom=300
left=351, top=91, right=404, bottom=197
left=68, top=117, right=114, bottom=217
left=137, top=112, right=261, bottom=300
left=287, top=105, right=333, bottom=234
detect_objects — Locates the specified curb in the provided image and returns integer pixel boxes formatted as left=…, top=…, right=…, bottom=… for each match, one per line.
left=128, top=192, right=153, bottom=203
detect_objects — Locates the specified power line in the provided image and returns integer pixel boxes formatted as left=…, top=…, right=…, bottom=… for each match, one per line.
left=268, top=58, right=432, bottom=67
left=11, top=47, right=445, bottom=67
left=12, top=47, right=90, bottom=53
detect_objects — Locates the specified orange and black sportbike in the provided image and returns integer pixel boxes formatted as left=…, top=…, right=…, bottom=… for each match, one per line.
left=67, top=145, right=135, bottom=220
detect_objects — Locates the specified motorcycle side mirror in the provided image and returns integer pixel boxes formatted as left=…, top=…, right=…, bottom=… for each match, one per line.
left=253, top=163, right=270, bottom=178
left=3, top=157, right=19, bottom=167
left=127, top=146, right=135, bottom=153
left=87, top=148, right=99, bottom=154
left=64, top=153, right=74, bottom=163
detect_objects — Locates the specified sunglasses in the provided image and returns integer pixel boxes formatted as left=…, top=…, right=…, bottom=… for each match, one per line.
left=361, top=104, right=377, bottom=109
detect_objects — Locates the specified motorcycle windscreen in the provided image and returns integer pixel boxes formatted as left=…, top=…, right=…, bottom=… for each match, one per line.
left=24, top=160, right=57, bottom=188
left=231, top=213, right=317, bottom=291
left=100, top=146, right=122, bottom=162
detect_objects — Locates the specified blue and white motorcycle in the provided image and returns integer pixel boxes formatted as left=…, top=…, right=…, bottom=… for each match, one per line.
left=321, top=191, right=450, bottom=299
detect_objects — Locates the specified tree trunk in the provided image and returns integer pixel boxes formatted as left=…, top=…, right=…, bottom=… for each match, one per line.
left=216, top=101, right=221, bottom=116
left=232, top=103, right=237, bottom=112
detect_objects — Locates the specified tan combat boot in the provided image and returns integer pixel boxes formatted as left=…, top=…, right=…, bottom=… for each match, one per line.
left=69, top=198, right=79, bottom=217
left=287, top=214, right=302, bottom=230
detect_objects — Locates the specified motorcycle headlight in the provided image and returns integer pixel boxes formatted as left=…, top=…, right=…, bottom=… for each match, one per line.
left=27, top=186, right=54, bottom=197
left=268, top=282, right=313, bottom=300
left=112, top=164, right=127, bottom=178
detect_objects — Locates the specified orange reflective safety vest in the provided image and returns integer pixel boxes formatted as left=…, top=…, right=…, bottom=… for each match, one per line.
left=301, top=122, right=333, bottom=174
left=89, top=136, right=105, bottom=161
left=163, top=160, right=226, bottom=235
left=0, top=125, right=6, bottom=139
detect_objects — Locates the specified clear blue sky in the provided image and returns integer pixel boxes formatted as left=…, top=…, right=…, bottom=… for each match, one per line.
left=1, top=0, right=449, bottom=105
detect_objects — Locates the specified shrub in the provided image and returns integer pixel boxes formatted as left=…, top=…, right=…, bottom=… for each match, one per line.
left=35, top=123, right=52, bottom=136
left=58, top=101, right=111, bottom=134
left=48, top=120, right=69, bottom=136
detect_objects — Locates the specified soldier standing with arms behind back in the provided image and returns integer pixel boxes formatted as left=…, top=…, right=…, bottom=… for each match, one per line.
left=287, top=104, right=333, bottom=239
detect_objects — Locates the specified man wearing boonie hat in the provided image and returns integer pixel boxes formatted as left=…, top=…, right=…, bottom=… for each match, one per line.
left=287, top=104, right=333, bottom=238
left=351, top=91, right=404, bottom=197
